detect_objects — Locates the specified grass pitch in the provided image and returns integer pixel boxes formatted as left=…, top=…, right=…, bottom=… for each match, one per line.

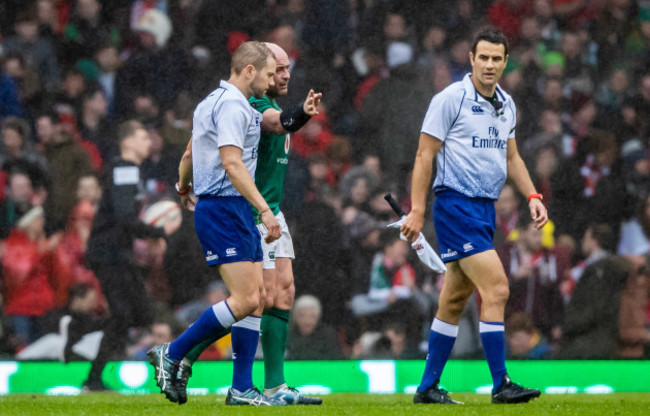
left=1, top=393, right=649, bottom=416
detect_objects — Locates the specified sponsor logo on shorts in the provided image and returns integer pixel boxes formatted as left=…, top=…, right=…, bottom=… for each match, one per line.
left=226, top=248, right=238, bottom=257
left=206, top=250, right=219, bottom=261
left=463, top=242, right=474, bottom=252
left=441, top=249, right=458, bottom=259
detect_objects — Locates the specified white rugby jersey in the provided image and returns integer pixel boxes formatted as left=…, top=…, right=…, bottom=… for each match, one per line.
left=421, top=73, right=516, bottom=200
left=192, top=80, right=262, bottom=197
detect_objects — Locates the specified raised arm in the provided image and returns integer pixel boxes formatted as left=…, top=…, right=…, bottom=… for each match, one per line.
left=506, top=139, right=548, bottom=229
left=401, top=132, right=443, bottom=241
left=260, top=89, right=322, bottom=134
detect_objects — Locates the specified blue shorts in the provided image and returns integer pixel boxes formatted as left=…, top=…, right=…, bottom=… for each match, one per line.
left=194, top=196, right=263, bottom=266
left=433, top=189, right=496, bottom=263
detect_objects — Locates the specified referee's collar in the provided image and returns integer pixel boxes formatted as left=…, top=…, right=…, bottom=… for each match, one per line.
left=462, top=73, right=508, bottom=104
left=220, top=80, right=248, bottom=101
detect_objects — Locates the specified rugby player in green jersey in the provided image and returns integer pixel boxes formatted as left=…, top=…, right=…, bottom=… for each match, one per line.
left=176, top=42, right=322, bottom=406
left=248, top=42, right=322, bottom=405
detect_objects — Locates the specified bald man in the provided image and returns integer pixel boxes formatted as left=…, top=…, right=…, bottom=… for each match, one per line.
left=177, top=43, right=323, bottom=406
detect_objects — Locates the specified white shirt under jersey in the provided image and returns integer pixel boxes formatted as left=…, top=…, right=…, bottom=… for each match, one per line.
left=192, top=80, right=262, bottom=197
left=422, top=73, right=517, bottom=200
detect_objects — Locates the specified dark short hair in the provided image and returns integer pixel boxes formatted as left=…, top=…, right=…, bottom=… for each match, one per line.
left=68, top=283, right=94, bottom=301
left=1, top=116, right=30, bottom=139
left=516, top=212, right=534, bottom=231
left=81, top=83, right=105, bottom=103
left=117, top=120, right=145, bottom=145
left=506, top=312, right=536, bottom=335
left=380, top=228, right=402, bottom=248
left=471, top=28, right=509, bottom=56
left=588, top=224, right=614, bottom=252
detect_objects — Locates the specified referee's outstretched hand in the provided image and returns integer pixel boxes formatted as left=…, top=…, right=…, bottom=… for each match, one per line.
left=401, top=211, right=424, bottom=242
left=529, top=198, right=548, bottom=230
left=261, top=209, right=281, bottom=243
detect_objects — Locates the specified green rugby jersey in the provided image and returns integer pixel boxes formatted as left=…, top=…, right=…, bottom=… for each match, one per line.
left=249, top=95, right=290, bottom=220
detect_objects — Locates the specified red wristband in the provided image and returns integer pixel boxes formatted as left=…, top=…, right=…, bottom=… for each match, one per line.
left=527, top=193, right=543, bottom=202
left=175, top=182, right=191, bottom=195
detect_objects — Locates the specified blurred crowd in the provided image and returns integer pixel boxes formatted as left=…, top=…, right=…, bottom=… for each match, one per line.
left=1, top=0, right=649, bottom=363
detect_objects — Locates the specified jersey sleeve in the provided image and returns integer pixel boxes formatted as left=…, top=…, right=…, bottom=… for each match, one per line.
left=421, top=88, right=462, bottom=141
left=215, top=98, right=250, bottom=149
left=249, top=96, right=274, bottom=114
left=508, top=100, right=517, bottom=140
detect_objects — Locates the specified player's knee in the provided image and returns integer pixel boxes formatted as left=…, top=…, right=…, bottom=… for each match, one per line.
left=240, top=292, right=263, bottom=315
left=444, top=291, right=471, bottom=316
left=485, top=284, right=510, bottom=307
left=445, top=300, right=465, bottom=317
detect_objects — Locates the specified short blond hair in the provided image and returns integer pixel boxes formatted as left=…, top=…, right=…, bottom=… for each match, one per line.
left=231, top=41, right=274, bottom=75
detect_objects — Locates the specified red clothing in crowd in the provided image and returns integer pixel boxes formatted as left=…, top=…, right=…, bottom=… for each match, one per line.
left=553, top=0, right=602, bottom=30
left=50, top=202, right=106, bottom=311
left=1, top=230, right=55, bottom=316
left=52, top=227, right=105, bottom=310
left=291, top=111, right=334, bottom=158
left=488, top=0, right=533, bottom=42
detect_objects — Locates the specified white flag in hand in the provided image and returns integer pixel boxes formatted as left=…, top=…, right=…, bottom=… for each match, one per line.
left=387, top=217, right=447, bottom=273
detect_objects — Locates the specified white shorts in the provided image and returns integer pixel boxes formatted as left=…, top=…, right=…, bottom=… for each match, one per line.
left=256, top=211, right=295, bottom=269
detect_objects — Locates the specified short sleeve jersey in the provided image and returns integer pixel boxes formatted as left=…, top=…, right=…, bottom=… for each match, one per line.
left=421, top=73, right=517, bottom=200
left=192, top=80, right=263, bottom=197
left=249, top=95, right=290, bottom=217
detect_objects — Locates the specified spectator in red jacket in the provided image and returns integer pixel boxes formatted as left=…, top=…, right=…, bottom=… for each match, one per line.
left=1, top=205, right=57, bottom=351
left=50, top=201, right=106, bottom=312
left=488, top=0, right=533, bottom=43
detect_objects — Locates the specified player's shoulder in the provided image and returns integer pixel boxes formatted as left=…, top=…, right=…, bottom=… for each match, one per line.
left=442, top=79, right=467, bottom=96
left=248, top=94, right=272, bottom=106
left=198, top=83, right=248, bottom=109
left=249, top=95, right=276, bottom=112
left=213, top=90, right=252, bottom=116
left=430, top=79, right=466, bottom=108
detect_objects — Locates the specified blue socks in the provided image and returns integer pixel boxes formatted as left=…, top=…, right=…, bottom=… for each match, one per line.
left=167, top=301, right=236, bottom=362
left=418, top=318, right=458, bottom=392
left=231, top=315, right=261, bottom=392
left=480, top=321, right=507, bottom=392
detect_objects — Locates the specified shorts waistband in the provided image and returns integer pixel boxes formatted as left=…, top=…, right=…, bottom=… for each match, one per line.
left=434, top=186, right=495, bottom=202
left=197, top=195, right=246, bottom=201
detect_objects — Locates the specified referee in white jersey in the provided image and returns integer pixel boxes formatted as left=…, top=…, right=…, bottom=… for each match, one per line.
left=148, top=41, right=285, bottom=406
left=401, top=29, right=548, bottom=405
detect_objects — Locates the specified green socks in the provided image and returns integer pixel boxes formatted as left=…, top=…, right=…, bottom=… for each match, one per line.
left=184, top=334, right=220, bottom=364
left=261, top=307, right=290, bottom=389
left=182, top=306, right=290, bottom=390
